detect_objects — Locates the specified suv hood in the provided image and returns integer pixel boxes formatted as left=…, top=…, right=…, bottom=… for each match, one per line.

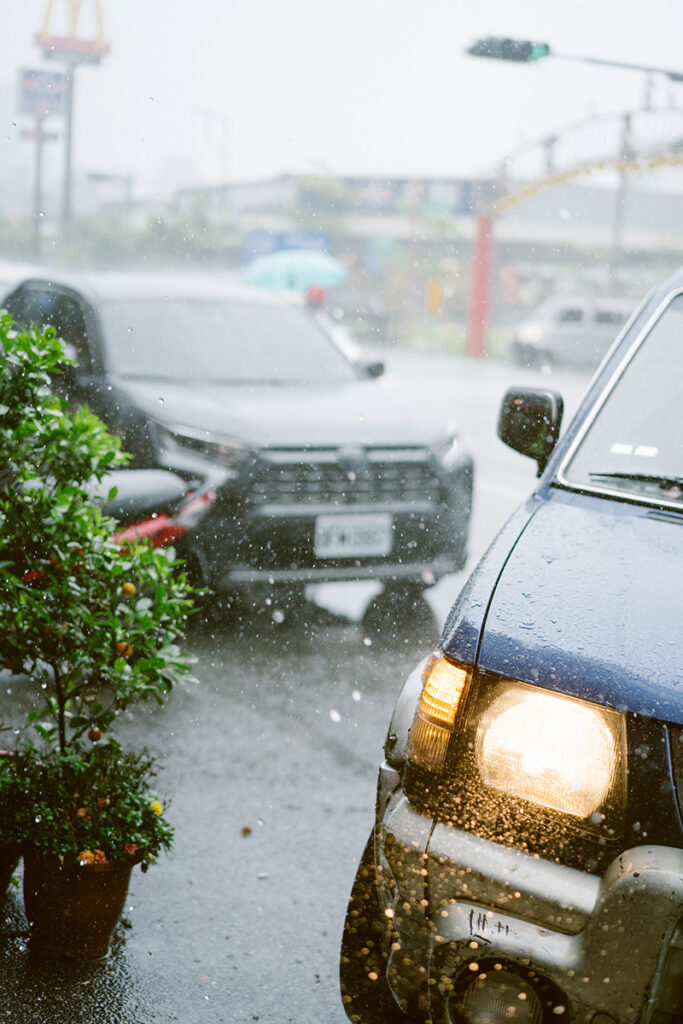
left=118, top=376, right=448, bottom=448
left=475, top=491, right=683, bottom=724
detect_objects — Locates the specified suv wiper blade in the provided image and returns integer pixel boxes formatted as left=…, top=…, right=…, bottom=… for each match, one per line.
left=589, top=471, right=683, bottom=490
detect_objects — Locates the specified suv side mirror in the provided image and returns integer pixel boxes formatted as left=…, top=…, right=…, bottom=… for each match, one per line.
left=498, top=387, right=563, bottom=475
left=358, top=358, right=385, bottom=379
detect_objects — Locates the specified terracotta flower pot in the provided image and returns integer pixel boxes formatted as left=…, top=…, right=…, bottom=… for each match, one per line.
left=23, top=851, right=133, bottom=960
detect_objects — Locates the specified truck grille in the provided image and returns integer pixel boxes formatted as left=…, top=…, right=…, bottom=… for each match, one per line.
left=247, top=448, right=441, bottom=508
left=670, top=725, right=683, bottom=823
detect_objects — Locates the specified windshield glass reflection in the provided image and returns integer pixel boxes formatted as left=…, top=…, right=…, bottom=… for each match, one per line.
left=563, top=292, right=683, bottom=505
left=100, top=299, right=357, bottom=384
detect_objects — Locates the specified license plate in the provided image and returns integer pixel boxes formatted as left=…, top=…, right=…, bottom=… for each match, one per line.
left=313, top=513, right=393, bottom=558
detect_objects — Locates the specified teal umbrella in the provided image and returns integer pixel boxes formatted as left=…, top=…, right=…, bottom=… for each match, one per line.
left=243, top=248, right=348, bottom=291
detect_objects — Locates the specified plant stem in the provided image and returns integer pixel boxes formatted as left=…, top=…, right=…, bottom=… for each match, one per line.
left=52, top=662, right=67, bottom=755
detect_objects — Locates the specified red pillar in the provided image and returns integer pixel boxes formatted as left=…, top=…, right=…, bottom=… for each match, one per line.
left=466, top=212, right=494, bottom=358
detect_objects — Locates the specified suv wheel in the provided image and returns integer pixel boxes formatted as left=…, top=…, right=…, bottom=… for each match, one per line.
left=361, top=583, right=438, bottom=647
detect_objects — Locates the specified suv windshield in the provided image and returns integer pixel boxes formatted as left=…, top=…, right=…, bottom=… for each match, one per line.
left=99, top=298, right=358, bottom=384
left=562, top=291, right=683, bottom=506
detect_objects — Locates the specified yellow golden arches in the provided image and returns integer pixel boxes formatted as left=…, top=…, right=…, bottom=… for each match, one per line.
left=40, top=0, right=106, bottom=45
left=494, top=151, right=683, bottom=214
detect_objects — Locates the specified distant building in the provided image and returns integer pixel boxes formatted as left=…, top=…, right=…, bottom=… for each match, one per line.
left=175, top=172, right=683, bottom=334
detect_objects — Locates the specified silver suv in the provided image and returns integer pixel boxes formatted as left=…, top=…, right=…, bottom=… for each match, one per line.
left=510, top=294, right=634, bottom=369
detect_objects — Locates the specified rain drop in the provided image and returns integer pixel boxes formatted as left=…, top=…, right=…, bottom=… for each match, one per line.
left=329, top=709, right=341, bottom=723
left=271, top=609, right=285, bottom=624
left=352, top=689, right=361, bottom=702
left=362, top=636, right=372, bottom=647
left=158, top=397, right=164, bottom=405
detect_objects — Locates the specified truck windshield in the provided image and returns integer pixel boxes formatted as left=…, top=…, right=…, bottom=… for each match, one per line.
left=562, top=292, right=683, bottom=506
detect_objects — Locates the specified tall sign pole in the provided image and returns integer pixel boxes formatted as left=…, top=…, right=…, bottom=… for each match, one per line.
left=34, top=1, right=109, bottom=228
left=18, top=68, right=65, bottom=259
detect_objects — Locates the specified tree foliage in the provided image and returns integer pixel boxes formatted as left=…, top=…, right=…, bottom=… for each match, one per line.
left=0, top=312, right=195, bottom=755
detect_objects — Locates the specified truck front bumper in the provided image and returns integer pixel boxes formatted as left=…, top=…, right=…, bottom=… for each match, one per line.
left=376, top=764, right=683, bottom=1024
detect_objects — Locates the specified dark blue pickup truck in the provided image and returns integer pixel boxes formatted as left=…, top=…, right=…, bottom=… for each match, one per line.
left=341, top=269, right=683, bottom=1024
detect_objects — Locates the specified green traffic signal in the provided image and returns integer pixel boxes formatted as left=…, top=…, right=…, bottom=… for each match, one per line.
left=467, top=36, right=551, bottom=63
left=529, top=42, right=551, bottom=61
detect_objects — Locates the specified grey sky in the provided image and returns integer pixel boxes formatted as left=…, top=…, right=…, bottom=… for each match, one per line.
left=3, top=0, right=683, bottom=197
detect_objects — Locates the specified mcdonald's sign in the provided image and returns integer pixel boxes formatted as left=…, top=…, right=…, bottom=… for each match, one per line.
left=34, top=0, right=110, bottom=61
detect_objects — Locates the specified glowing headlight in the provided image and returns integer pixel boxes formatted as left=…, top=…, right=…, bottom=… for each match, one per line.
left=475, top=683, right=621, bottom=819
left=519, top=324, right=542, bottom=343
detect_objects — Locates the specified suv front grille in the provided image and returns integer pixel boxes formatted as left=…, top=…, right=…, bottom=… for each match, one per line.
left=247, top=448, right=442, bottom=509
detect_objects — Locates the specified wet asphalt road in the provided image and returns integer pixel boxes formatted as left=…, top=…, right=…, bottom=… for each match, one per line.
left=0, top=609, right=434, bottom=1024
left=0, top=352, right=591, bottom=1023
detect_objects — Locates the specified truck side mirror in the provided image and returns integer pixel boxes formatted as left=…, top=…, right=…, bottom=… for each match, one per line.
left=498, top=387, right=563, bottom=475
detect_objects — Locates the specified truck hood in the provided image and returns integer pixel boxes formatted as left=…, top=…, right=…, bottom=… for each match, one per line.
left=474, top=491, right=683, bottom=724
left=118, top=376, right=448, bottom=448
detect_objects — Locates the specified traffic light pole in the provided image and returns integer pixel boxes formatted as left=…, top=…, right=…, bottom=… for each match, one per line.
left=467, top=35, right=683, bottom=82
left=463, top=37, right=683, bottom=355
left=555, top=51, right=683, bottom=82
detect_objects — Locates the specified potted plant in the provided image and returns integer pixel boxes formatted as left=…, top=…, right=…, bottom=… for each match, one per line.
left=0, top=312, right=195, bottom=958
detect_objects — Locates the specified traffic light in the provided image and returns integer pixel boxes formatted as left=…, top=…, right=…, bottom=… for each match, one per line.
left=467, top=36, right=551, bottom=63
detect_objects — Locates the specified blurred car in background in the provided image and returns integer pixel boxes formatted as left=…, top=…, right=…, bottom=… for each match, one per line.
left=509, top=293, right=635, bottom=369
left=4, top=272, right=473, bottom=614
left=0, top=261, right=40, bottom=305
left=340, top=269, right=683, bottom=1024
left=327, top=290, right=392, bottom=343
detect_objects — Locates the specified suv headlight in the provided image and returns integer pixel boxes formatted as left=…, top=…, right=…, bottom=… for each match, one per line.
left=518, top=324, right=542, bottom=344
left=430, top=428, right=460, bottom=469
left=475, top=681, right=620, bottom=819
left=154, top=423, right=252, bottom=469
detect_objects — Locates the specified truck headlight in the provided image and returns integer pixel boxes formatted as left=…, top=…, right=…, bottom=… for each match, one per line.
left=475, top=682, right=623, bottom=819
left=407, top=655, right=471, bottom=771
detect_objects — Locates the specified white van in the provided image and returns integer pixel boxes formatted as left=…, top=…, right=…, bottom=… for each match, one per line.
left=510, top=294, right=635, bottom=368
